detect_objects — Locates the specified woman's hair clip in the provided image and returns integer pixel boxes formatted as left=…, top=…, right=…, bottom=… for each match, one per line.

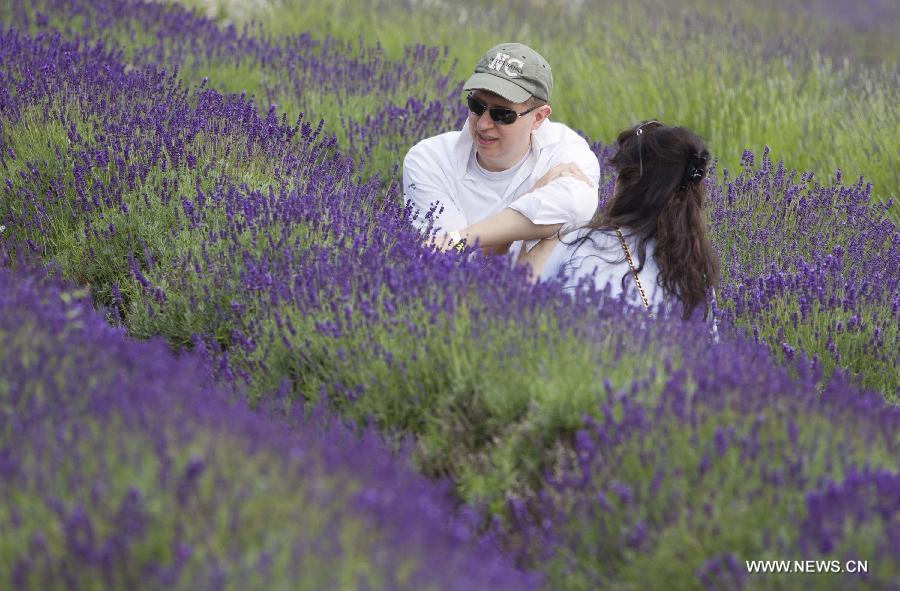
left=679, top=151, right=709, bottom=191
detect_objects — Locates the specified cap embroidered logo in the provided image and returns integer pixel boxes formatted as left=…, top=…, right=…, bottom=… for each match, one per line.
left=487, top=52, right=524, bottom=78
left=504, top=59, right=524, bottom=78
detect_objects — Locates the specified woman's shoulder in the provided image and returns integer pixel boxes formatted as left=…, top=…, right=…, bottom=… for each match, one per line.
left=541, top=226, right=667, bottom=305
left=540, top=227, right=619, bottom=281
left=562, top=227, right=622, bottom=256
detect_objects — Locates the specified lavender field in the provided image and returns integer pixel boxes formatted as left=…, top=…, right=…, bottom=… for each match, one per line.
left=1, top=1, right=898, bottom=590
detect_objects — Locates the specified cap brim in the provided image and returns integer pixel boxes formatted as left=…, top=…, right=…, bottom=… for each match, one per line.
left=463, top=73, right=531, bottom=104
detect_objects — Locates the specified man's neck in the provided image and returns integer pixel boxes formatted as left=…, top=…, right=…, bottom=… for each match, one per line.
left=476, top=142, right=532, bottom=173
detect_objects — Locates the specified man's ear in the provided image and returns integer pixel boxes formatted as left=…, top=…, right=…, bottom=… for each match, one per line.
left=532, top=105, right=552, bottom=130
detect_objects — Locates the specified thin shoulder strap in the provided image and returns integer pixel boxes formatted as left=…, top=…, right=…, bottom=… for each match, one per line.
left=614, top=227, right=652, bottom=315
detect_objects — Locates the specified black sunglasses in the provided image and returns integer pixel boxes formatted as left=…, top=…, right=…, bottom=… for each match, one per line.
left=466, top=94, right=538, bottom=125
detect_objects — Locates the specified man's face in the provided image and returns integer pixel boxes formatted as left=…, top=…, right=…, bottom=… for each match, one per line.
left=467, top=90, right=550, bottom=172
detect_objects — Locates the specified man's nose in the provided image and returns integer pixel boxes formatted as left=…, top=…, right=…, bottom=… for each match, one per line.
left=475, top=109, right=495, bottom=130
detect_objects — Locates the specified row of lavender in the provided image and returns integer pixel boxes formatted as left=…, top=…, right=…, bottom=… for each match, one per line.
left=1, top=19, right=898, bottom=590
left=0, top=251, right=540, bottom=589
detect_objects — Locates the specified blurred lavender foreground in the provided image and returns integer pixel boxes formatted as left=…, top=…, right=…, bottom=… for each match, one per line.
left=0, top=254, right=541, bottom=590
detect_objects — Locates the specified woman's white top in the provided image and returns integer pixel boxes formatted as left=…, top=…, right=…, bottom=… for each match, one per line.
left=540, top=227, right=668, bottom=312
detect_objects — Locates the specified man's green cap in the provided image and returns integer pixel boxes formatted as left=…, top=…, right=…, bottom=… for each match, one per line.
left=463, top=43, right=553, bottom=104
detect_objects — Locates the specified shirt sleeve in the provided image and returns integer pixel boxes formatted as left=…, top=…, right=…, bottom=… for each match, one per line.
left=507, top=136, right=601, bottom=232
left=402, top=146, right=467, bottom=234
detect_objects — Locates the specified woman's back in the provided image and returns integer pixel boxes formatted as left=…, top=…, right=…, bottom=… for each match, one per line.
left=539, top=227, right=667, bottom=312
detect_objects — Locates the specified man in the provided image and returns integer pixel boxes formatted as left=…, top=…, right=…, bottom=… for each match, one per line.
left=403, top=42, right=600, bottom=254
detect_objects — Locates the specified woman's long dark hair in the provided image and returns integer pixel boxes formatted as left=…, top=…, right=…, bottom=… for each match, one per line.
left=580, top=122, right=720, bottom=319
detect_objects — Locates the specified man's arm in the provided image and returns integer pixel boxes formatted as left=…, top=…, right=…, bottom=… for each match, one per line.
left=453, top=209, right=563, bottom=249
left=436, top=162, right=594, bottom=251
left=507, top=141, right=601, bottom=230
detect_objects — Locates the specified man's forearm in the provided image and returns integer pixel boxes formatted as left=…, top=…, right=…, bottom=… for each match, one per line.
left=458, top=208, right=562, bottom=248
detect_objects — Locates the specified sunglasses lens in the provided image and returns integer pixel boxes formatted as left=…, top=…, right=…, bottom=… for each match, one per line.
left=467, top=96, right=486, bottom=116
left=467, top=95, right=521, bottom=125
left=491, top=108, right=518, bottom=125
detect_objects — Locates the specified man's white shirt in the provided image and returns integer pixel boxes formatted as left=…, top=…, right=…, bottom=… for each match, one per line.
left=402, top=119, right=601, bottom=244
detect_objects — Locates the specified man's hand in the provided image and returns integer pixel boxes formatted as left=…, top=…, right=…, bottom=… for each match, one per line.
left=429, top=231, right=466, bottom=252
left=531, top=162, right=593, bottom=191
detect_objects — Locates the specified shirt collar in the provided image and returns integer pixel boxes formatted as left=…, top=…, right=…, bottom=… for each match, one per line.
left=453, top=120, right=474, bottom=172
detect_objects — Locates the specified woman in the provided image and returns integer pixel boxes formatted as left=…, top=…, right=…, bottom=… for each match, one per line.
left=519, top=121, right=720, bottom=320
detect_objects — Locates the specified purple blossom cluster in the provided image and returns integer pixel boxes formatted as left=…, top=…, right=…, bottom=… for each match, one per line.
left=0, top=253, right=541, bottom=590
left=705, top=150, right=898, bottom=396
